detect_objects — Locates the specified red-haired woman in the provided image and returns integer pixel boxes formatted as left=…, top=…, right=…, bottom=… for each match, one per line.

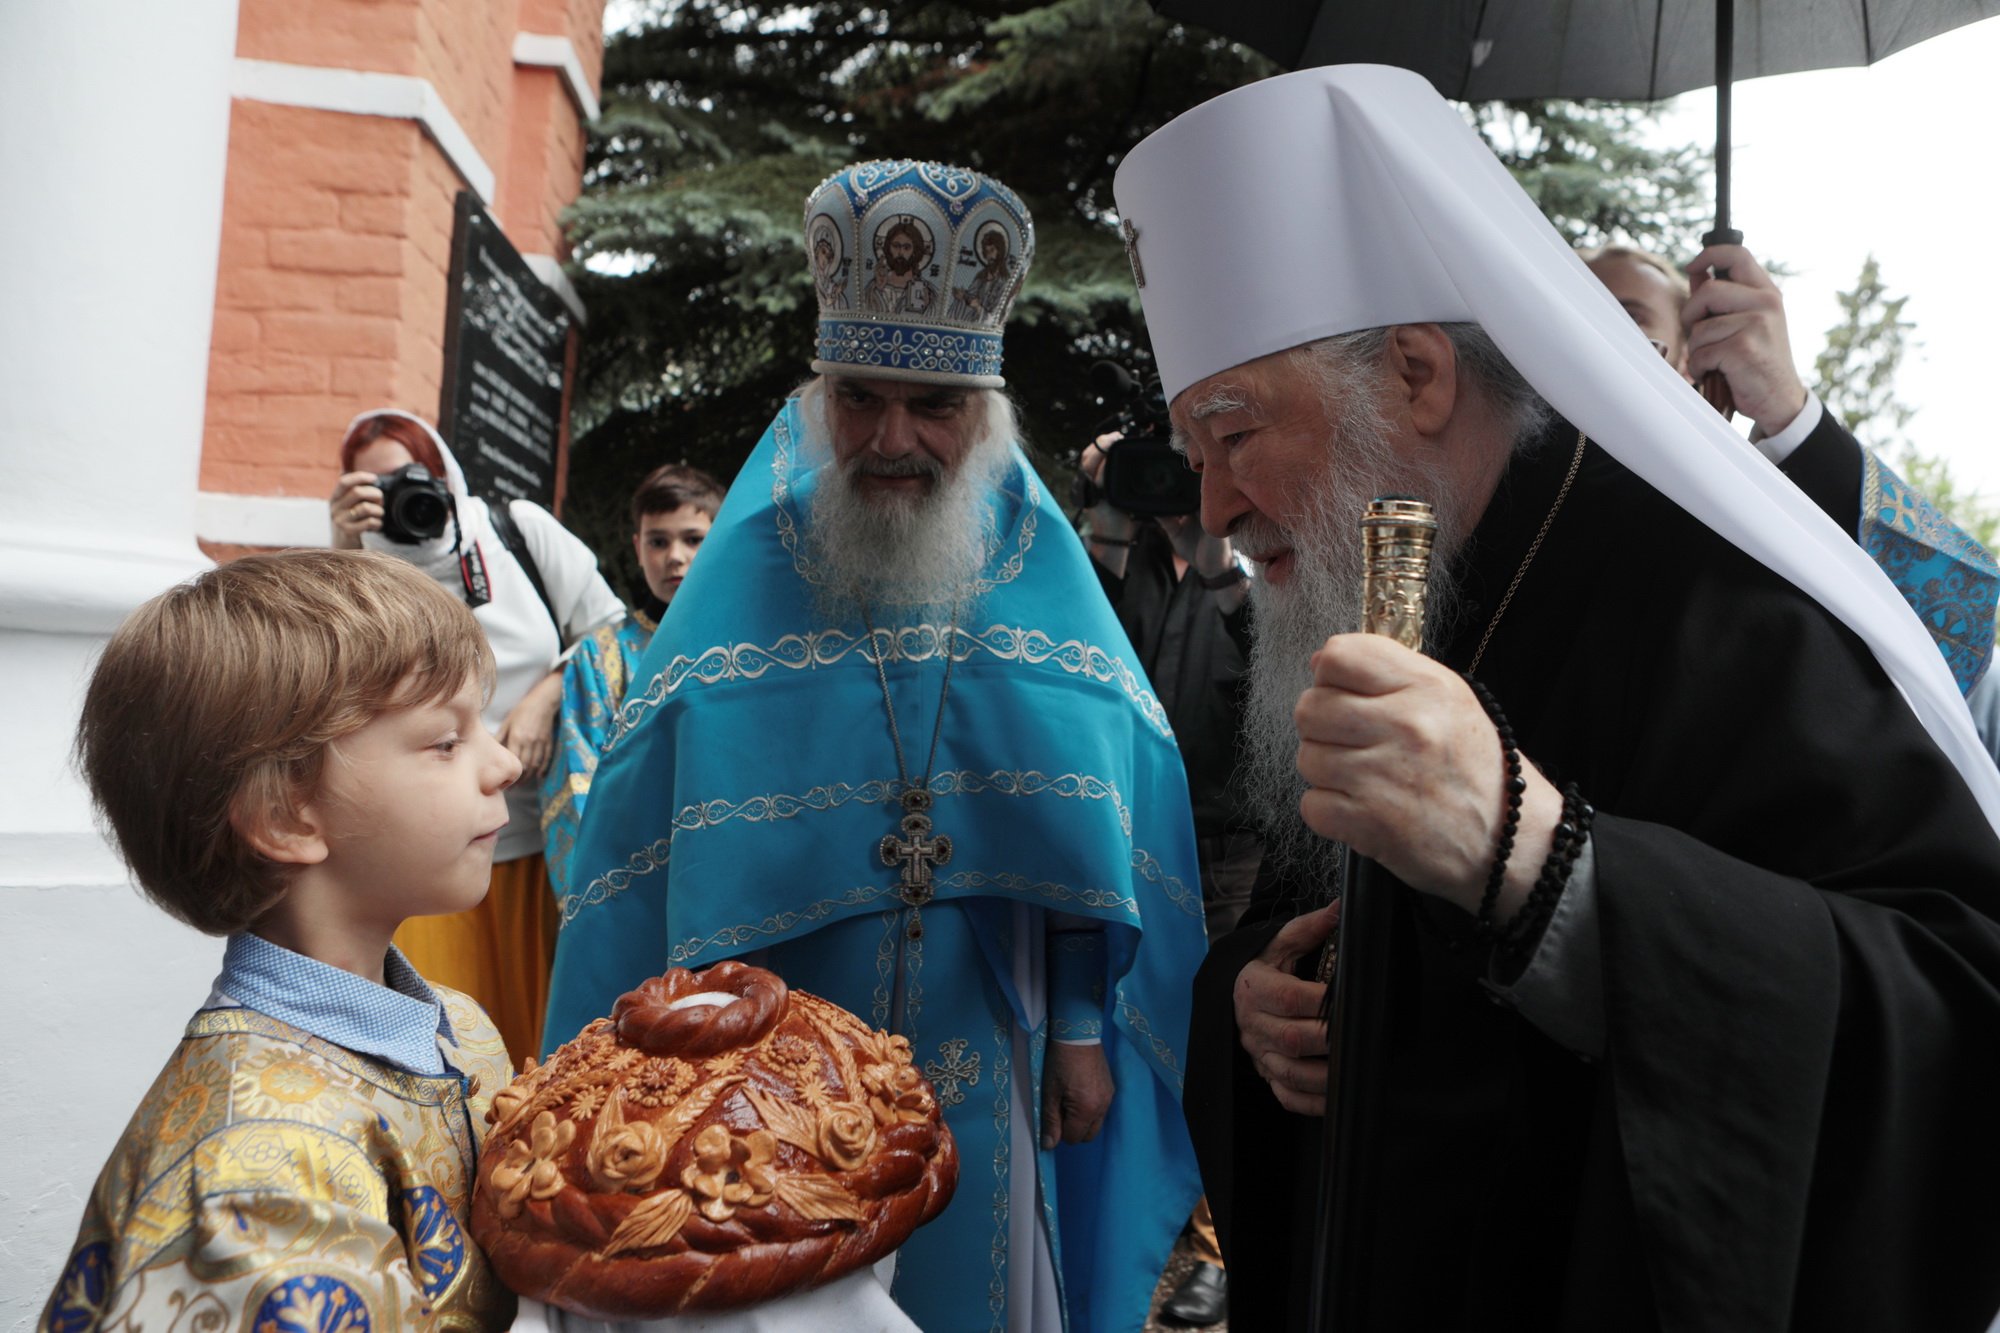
left=330, top=409, right=622, bottom=1062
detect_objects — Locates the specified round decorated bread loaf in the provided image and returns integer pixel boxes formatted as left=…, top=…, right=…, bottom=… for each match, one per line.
left=470, top=961, right=957, bottom=1317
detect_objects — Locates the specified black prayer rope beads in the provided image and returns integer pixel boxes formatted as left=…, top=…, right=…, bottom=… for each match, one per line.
left=1502, top=781, right=1596, bottom=956
left=1463, top=673, right=1523, bottom=941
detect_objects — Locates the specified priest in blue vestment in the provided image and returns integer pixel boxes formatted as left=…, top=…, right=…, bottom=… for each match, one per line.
left=544, top=160, right=1206, bottom=1333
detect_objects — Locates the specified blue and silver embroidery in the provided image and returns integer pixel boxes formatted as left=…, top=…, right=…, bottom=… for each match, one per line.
left=805, top=160, right=1034, bottom=387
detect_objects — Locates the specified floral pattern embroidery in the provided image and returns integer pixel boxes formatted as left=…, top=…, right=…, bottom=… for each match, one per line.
left=39, top=1007, right=516, bottom=1333
left=400, top=1186, right=465, bottom=1299
left=156, top=1081, right=213, bottom=1144
left=250, top=1275, right=370, bottom=1333
left=232, top=1050, right=340, bottom=1120
left=44, top=1240, right=109, bottom=1333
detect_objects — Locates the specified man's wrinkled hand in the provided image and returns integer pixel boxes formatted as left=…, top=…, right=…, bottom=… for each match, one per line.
left=1294, top=635, right=1560, bottom=916
left=1683, top=244, right=1809, bottom=438
left=1235, top=901, right=1338, bottom=1117
left=1041, top=1041, right=1115, bottom=1148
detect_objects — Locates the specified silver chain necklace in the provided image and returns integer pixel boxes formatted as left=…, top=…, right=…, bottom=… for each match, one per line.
left=862, top=606, right=960, bottom=942
left=1467, top=429, right=1588, bottom=675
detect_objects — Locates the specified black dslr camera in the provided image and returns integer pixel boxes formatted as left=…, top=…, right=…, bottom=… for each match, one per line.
left=1070, top=362, right=1201, bottom=517
left=375, top=464, right=454, bottom=543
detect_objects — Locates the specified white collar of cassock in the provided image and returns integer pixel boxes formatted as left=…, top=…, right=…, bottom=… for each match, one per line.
left=1114, top=64, right=2000, bottom=833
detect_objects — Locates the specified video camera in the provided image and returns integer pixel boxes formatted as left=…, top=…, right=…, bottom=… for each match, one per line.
left=1069, top=362, right=1201, bottom=517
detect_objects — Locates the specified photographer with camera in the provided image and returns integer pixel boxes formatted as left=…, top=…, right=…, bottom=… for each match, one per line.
left=329, top=408, right=622, bottom=1063
left=1080, top=434, right=1247, bottom=615
left=1076, top=377, right=1260, bottom=1328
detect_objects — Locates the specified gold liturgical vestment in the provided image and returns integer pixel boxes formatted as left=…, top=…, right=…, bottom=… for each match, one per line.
left=40, top=988, right=516, bottom=1333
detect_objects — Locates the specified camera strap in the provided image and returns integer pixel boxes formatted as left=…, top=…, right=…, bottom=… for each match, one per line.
left=458, top=544, right=493, bottom=609
left=447, top=499, right=493, bottom=609
left=486, top=502, right=564, bottom=639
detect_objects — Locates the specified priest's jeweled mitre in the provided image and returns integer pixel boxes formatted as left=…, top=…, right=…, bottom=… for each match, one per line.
left=805, top=160, right=1034, bottom=388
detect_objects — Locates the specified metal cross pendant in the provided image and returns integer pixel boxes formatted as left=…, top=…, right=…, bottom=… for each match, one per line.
left=880, top=788, right=952, bottom=940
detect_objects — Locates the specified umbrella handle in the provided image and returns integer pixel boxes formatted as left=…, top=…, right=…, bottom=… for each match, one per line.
left=1698, top=226, right=1744, bottom=420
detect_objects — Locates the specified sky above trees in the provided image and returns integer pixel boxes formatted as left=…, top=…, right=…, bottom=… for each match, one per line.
left=1648, top=19, right=2000, bottom=498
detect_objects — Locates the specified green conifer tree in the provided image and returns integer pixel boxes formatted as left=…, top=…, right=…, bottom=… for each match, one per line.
left=1813, top=255, right=1999, bottom=550
left=560, top=0, right=1708, bottom=587
left=1468, top=100, right=1708, bottom=249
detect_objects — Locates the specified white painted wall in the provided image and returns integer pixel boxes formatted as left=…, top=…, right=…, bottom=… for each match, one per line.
left=0, top=0, right=240, bottom=1323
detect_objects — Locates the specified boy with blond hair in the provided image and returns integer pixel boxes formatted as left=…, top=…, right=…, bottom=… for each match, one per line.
left=42, top=550, right=524, bottom=1333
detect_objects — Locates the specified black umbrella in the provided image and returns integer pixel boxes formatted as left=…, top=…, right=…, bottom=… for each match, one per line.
left=1152, top=0, right=1999, bottom=105
left=1152, top=0, right=2000, bottom=409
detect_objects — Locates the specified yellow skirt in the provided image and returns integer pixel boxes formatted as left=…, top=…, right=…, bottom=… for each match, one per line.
left=393, top=854, right=558, bottom=1067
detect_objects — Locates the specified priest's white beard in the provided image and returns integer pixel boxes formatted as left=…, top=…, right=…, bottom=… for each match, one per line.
left=802, top=384, right=1015, bottom=624
left=1237, top=379, right=1472, bottom=886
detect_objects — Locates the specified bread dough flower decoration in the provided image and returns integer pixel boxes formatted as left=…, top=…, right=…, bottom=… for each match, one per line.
left=682, top=1125, right=779, bottom=1222
left=816, top=1102, right=879, bottom=1170
left=487, top=1054, right=559, bottom=1127
left=860, top=1062, right=934, bottom=1127
left=491, top=1111, right=575, bottom=1218
left=585, top=1091, right=669, bottom=1193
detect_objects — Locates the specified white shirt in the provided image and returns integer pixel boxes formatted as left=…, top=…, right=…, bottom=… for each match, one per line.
left=369, top=495, right=623, bottom=860
left=478, top=499, right=625, bottom=860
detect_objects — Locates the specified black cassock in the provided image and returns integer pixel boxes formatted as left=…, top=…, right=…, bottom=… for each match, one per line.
left=1189, top=416, right=2000, bottom=1331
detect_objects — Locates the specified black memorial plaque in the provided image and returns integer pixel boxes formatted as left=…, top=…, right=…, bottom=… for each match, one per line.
left=438, top=192, right=572, bottom=509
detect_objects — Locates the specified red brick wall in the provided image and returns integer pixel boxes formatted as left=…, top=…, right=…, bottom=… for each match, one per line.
left=202, top=103, right=423, bottom=498
left=201, top=0, right=605, bottom=515
left=518, top=0, right=605, bottom=91
left=237, top=0, right=422, bottom=76
left=498, top=66, right=587, bottom=255
left=417, top=0, right=517, bottom=173
left=397, top=144, right=465, bottom=415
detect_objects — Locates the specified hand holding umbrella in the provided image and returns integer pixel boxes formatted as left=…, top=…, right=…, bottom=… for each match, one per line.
left=1695, top=0, right=1747, bottom=418
left=1152, top=0, right=2000, bottom=433
left=1684, top=242, right=1810, bottom=437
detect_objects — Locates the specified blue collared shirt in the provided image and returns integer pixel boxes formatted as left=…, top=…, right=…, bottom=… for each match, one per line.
left=208, top=933, right=456, bottom=1076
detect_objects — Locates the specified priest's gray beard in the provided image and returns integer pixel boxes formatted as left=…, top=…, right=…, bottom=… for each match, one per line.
left=1237, top=374, right=1474, bottom=887
left=800, top=381, right=1016, bottom=624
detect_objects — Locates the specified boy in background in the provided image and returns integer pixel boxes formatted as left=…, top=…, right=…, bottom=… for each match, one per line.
left=542, top=463, right=723, bottom=906
left=42, top=550, right=523, bottom=1333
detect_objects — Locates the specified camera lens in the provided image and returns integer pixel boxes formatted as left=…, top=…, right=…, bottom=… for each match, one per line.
left=1133, top=457, right=1180, bottom=500
left=377, top=465, right=453, bottom=543
left=396, top=489, right=449, bottom=538
left=1103, top=436, right=1202, bottom=516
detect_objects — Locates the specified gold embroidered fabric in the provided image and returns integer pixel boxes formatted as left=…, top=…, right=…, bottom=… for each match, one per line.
left=40, top=990, right=518, bottom=1333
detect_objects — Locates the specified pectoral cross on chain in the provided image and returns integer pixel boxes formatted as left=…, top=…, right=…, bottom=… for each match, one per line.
left=880, top=788, right=952, bottom=941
